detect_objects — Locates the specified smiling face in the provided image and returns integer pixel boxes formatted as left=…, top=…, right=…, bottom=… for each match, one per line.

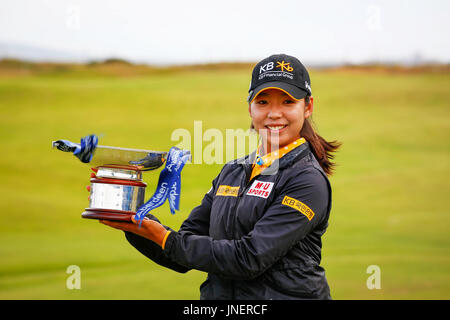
left=249, top=88, right=313, bottom=154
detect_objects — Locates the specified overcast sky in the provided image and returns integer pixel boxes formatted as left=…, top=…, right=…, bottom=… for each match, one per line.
left=0, top=0, right=449, bottom=65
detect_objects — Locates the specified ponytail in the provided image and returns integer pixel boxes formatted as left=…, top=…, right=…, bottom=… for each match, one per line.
left=301, top=95, right=341, bottom=176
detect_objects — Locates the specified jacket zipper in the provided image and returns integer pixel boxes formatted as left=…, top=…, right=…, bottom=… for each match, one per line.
left=229, top=164, right=254, bottom=300
left=230, top=163, right=255, bottom=236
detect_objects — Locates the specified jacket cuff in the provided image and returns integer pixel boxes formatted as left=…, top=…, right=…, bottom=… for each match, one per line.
left=163, top=230, right=177, bottom=254
left=161, top=230, right=171, bottom=249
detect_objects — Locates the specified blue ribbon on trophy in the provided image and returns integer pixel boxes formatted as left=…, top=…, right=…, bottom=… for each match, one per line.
left=59, top=134, right=190, bottom=227
left=133, top=147, right=191, bottom=226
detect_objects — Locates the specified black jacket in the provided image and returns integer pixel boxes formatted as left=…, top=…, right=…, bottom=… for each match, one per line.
left=125, top=141, right=332, bottom=299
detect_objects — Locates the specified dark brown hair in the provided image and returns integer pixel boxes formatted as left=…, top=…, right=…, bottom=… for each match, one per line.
left=300, top=95, right=341, bottom=176
left=250, top=95, right=341, bottom=176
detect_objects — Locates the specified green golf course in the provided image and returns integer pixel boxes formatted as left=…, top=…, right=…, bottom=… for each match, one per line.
left=0, top=61, right=448, bottom=299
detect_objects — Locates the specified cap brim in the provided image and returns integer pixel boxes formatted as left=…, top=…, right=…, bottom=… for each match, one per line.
left=247, top=81, right=308, bottom=103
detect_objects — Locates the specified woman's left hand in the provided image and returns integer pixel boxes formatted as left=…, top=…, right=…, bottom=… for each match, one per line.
left=100, top=215, right=168, bottom=247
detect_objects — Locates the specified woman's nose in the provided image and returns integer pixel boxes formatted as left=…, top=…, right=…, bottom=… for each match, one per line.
left=267, top=105, right=282, bottom=119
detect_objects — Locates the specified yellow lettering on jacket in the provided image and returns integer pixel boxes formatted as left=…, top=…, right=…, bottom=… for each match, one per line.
left=282, top=195, right=315, bottom=221
left=216, top=185, right=240, bottom=197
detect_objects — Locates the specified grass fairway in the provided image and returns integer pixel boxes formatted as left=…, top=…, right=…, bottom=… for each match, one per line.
left=0, top=63, right=449, bottom=299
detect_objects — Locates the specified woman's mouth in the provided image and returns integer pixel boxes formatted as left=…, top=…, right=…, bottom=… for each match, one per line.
left=265, top=125, right=288, bottom=132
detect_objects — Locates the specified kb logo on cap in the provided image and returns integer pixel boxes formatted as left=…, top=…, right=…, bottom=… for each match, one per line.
left=259, top=60, right=294, bottom=74
left=276, top=61, right=293, bottom=72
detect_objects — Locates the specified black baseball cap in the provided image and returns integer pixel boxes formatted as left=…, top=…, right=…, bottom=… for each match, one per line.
left=247, top=54, right=312, bottom=103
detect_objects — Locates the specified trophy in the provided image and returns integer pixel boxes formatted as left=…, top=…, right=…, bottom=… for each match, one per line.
left=52, top=136, right=188, bottom=222
left=83, top=164, right=153, bottom=221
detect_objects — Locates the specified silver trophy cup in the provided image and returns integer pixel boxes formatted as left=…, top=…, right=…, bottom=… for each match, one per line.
left=82, top=165, right=148, bottom=221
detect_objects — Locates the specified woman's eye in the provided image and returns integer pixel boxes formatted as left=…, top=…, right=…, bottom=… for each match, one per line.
left=256, top=100, right=267, bottom=105
left=284, top=99, right=295, bottom=104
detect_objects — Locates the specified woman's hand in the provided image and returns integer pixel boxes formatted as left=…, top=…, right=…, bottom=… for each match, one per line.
left=99, top=216, right=169, bottom=248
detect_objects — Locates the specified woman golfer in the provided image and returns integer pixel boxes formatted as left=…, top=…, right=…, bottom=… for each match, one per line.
left=100, top=54, right=341, bottom=299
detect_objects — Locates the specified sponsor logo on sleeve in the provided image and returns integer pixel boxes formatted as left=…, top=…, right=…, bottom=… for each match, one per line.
left=246, top=180, right=274, bottom=199
left=282, top=195, right=315, bottom=221
left=216, top=185, right=240, bottom=197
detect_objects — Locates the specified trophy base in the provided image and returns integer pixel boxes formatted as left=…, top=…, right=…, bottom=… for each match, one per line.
left=82, top=208, right=134, bottom=221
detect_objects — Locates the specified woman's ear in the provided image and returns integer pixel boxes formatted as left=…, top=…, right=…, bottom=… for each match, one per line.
left=304, top=96, right=314, bottom=119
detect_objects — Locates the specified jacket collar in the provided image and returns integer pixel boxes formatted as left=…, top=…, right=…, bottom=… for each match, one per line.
left=234, top=141, right=311, bottom=180
left=278, top=140, right=311, bottom=170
